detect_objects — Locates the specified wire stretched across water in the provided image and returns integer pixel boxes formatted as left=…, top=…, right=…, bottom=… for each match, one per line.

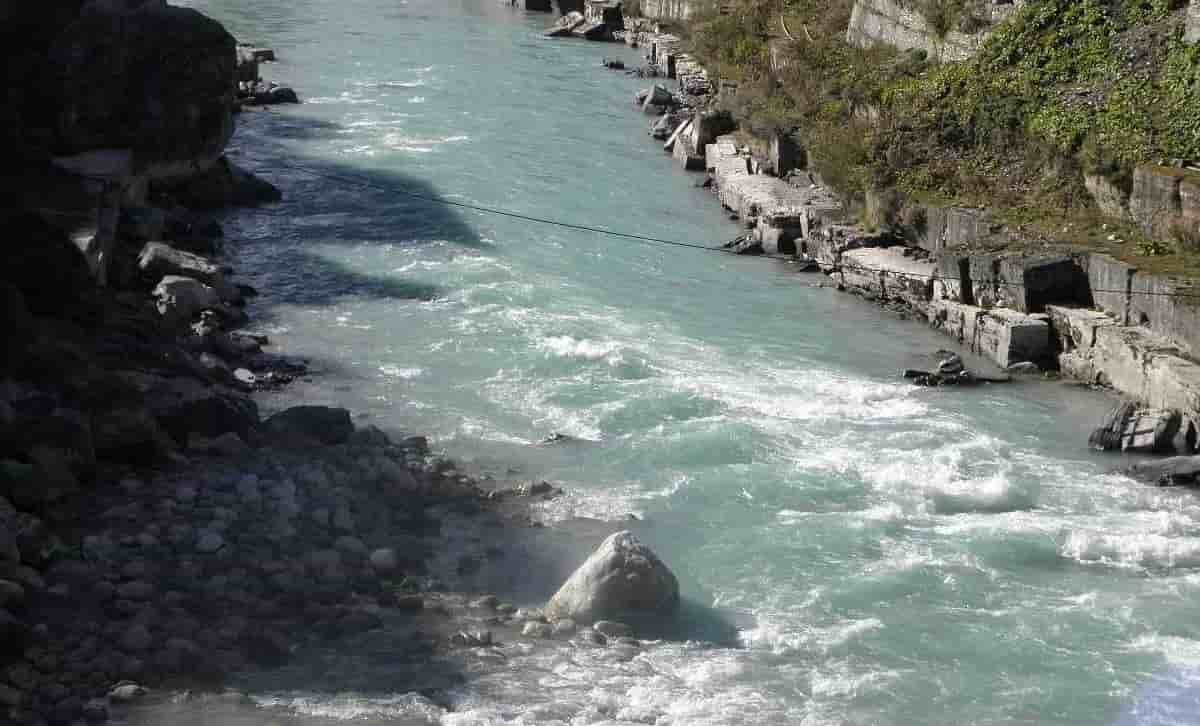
left=254, top=160, right=1200, bottom=301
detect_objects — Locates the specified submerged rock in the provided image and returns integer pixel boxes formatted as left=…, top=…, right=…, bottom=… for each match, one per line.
left=545, top=531, right=679, bottom=624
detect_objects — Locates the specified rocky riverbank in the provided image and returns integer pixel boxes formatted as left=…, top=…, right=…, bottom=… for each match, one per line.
left=616, top=18, right=1200, bottom=463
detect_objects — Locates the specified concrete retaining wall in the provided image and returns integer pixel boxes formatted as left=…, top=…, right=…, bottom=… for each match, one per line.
left=639, top=0, right=700, bottom=20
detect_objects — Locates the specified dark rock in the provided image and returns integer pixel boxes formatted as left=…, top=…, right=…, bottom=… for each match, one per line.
left=92, top=407, right=175, bottom=464
left=241, top=81, right=300, bottom=106
left=262, top=406, right=353, bottom=446
left=49, top=2, right=237, bottom=175
left=159, top=156, right=281, bottom=210
left=235, top=45, right=260, bottom=84
left=545, top=10, right=584, bottom=37
left=0, top=212, right=93, bottom=317
left=241, top=628, right=290, bottom=666
left=136, top=375, right=258, bottom=444
left=0, top=608, right=30, bottom=651
left=15, top=515, right=58, bottom=569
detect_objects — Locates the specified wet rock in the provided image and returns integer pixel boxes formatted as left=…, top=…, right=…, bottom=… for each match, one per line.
left=107, top=681, right=147, bottom=702
left=82, top=697, right=109, bottom=722
left=522, top=622, right=552, bottom=639
left=593, top=620, right=632, bottom=638
left=1126, top=455, right=1200, bottom=486
left=551, top=619, right=576, bottom=637
left=450, top=630, right=493, bottom=647
left=243, top=82, right=300, bottom=106
left=153, top=275, right=220, bottom=324
left=1005, top=361, right=1041, bottom=375
left=574, top=628, right=606, bottom=646
left=545, top=11, right=585, bottom=37
left=262, top=406, right=354, bottom=446
left=470, top=595, right=500, bottom=610
left=545, top=531, right=679, bottom=624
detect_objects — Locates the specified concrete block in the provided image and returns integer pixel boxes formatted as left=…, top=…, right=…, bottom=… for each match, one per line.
left=928, top=299, right=1050, bottom=368
left=1085, top=253, right=1135, bottom=325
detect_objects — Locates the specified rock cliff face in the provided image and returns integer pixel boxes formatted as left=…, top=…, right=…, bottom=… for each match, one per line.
left=2, top=0, right=236, bottom=179
left=846, top=0, right=1023, bottom=62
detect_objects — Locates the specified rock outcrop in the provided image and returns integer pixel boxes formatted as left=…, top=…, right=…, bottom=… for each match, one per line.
left=545, top=531, right=679, bottom=624
left=48, top=1, right=237, bottom=180
left=846, top=0, right=1025, bottom=62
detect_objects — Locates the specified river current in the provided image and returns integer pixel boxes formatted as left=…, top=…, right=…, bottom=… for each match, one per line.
left=151, top=1, right=1200, bottom=723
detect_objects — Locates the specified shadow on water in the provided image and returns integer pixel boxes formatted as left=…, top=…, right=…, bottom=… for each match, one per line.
left=214, top=110, right=491, bottom=319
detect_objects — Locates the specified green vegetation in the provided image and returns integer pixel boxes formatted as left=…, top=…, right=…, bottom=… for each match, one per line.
left=685, top=0, right=1200, bottom=269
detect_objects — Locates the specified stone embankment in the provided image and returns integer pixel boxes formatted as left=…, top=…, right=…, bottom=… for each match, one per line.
left=621, top=12, right=1200, bottom=459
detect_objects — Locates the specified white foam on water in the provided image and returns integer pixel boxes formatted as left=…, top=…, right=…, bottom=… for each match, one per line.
left=253, top=692, right=444, bottom=722
left=1129, top=635, right=1200, bottom=668
left=408, top=96, right=427, bottom=103
left=1062, top=531, right=1200, bottom=571
left=741, top=616, right=884, bottom=656
left=379, top=364, right=423, bottom=379
left=537, top=335, right=621, bottom=362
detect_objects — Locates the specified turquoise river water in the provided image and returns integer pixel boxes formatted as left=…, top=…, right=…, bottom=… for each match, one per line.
left=151, top=1, right=1200, bottom=723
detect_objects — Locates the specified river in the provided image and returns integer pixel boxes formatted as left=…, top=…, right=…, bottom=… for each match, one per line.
left=142, top=1, right=1200, bottom=723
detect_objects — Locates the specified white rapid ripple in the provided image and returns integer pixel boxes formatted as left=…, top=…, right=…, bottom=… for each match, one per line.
left=164, top=0, right=1200, bottom=723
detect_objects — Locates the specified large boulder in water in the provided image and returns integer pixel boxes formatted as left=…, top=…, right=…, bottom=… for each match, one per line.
left=545, top=531, right=679, bottom=624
